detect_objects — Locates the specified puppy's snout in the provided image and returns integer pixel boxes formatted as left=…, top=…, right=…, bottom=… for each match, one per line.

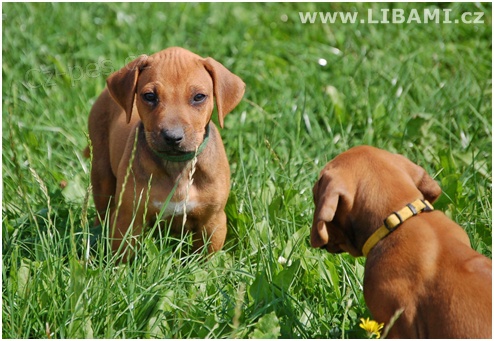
left=161, top=128, right=184, bottom=146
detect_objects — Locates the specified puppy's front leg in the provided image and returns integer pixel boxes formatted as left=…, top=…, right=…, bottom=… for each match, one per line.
left=110, top=206, right=144, bottom=262
left=192, top=212, right=227, bottom=254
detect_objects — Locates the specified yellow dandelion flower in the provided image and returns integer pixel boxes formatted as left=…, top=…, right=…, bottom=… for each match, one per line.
left=359, top=317, right=384, bottom=339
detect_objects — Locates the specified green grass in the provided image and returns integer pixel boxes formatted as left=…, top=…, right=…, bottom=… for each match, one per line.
left=2, top=2, right=492, bottom=338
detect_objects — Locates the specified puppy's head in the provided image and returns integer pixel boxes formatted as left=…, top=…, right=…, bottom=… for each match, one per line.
left=311, top=146, right=442, bottom=257
left=106, top=47, right=245, bottom=156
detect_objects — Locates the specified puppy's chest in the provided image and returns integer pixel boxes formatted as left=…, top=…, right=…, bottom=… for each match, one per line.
left=152, top=198, right=199, bottom=218
left=150, top=181, right=202, bottom=218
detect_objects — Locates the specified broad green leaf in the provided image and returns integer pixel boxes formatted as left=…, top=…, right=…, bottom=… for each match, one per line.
left=249, top=311, right=281, bottom=339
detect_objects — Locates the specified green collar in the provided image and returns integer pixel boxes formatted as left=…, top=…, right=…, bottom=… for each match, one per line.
left=151, top=124, right=210, bottom=162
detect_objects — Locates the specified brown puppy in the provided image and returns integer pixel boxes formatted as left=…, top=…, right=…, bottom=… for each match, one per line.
left=87, top=47, right=245, bottom=261
left=311, top=145, right=492, bottom=338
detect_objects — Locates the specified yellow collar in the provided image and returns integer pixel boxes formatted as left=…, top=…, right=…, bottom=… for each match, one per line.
left=362, top=199, right=434, bottom=257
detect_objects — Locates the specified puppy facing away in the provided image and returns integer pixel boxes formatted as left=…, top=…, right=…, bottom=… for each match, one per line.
left=311, top=145, right=491, bottom=338
left=87, top=47, right=245, bottom=261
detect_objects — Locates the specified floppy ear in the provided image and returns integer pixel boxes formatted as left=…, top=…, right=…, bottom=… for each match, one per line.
left=399, top=155, right=442, bottom=204
left=311, top=171, right=353, bottom=248
left=202, top=57, right=245, bottom=128
left=106, top=55, right=149, bottom=124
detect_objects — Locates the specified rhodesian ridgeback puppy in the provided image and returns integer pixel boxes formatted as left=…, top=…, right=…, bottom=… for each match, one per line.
left=86, top=47, right=245, bottom=261
left=311, top=146, right=492, bottom=338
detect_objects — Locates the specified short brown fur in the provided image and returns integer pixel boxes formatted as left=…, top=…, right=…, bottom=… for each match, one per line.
left=311, top=145, right=492, bottom=338
left=87, top=47, right=245, bottom=261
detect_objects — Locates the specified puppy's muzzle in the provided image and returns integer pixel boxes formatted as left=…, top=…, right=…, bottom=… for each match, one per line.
left=161, top=127, right=185, bottom=146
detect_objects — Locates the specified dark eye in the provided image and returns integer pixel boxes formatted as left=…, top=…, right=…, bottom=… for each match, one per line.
left=143, top=92, right=158, bottom=104
left=192, top=93, right=207, bottom=103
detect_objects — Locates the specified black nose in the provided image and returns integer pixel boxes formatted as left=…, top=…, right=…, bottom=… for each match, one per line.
left=161, top=128, right=184, bottom=146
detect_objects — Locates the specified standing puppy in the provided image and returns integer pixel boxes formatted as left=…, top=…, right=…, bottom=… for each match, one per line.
left=87, top=47, right=245, bottom=261
left=311, top=146, right=491, bottom=338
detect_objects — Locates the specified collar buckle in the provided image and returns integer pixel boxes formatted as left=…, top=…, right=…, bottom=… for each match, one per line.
left=362, top=199, right=434, bottom=257
left=383, top=211, right=403, bottom=231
